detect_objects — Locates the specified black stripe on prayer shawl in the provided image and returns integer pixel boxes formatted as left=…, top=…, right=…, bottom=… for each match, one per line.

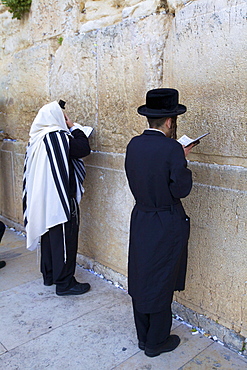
left=60, top=130, right=70, bottom=158
left=23, top=176, right=26, bottom=212
left=72, top=158, right=86, bottom=184
left=23, top=191, right=28, bottom=227
left=24, top=217, right=28, bottom=227
left=48, top=132, right=70, bottom=195
left=71, top=158, right=86, bottom=199
left=44, top=132, right=70, bottom=220
left=23, top=153, right=28, bottom=226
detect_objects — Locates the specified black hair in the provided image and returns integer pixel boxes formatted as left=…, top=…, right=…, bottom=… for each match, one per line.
left=147, top=117, right=167, bottom=128
left=147, top=116, right=177, bottom=139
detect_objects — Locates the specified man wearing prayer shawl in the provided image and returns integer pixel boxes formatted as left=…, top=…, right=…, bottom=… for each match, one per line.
left=23, top=100, right=91, bottom=296
left=125, top=89, right=194, bottom=357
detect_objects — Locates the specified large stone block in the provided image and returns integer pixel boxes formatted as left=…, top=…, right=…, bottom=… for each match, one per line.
left=79, top=0, right=167, bottom=32
left=0, top=146, right=16, bottom=220
left=0, top=6, right=32, bottom=59
left=163, top=0, right=247, bottom=162
left=96, top=14, right=172, bottom=153
left=122, top=0, right=160, bottom=19
left=0, top=44, right=51, bottom=142
left=175, top=162, right=247, bottom=336
left=78, top=151, right=134, bottom=276
left=0, top=140, right=26, bottom=224
left=49, top=33, right=98, bottom=150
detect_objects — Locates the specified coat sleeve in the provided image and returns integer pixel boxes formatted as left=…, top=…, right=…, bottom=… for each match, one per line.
left=69, top=128, right=91, bottom=158
left=169, top=143, right=192, bottom=199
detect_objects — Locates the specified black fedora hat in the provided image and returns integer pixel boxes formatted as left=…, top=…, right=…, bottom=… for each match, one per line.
left=137, top=88, right=186, bottom=118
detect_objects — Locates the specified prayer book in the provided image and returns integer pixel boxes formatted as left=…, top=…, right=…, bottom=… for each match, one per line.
left=177, top=132, right=210, bottom=147
left=80, top=126, right=94, bottom=137
left=73, top=123, right=94, bottom=137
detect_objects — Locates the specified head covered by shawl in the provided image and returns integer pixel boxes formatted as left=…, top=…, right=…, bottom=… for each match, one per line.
left=29, top=101, right=69, bottom=144
left=23, top=101, right=73, bottom=251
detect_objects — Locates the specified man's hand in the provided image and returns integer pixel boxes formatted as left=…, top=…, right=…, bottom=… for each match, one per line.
left=183, top=143, right=195, bottom=157
left=64, top=112, right=74, bottom=129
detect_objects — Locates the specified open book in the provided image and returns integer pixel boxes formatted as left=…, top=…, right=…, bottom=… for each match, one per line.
left=73, top=123, right=94, bottom=138
left=177, top=132, right=210, bottom=147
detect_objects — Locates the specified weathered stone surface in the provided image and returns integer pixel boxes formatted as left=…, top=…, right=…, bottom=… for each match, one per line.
left=96, top=14, right=172, bottom=152
left=77, top=253, right=128, bottom=289
left=79, top=152, right=133, bottom=276
left=0, top=140, right=26, bottom=224
left=189, top=161, right=247, bottom=192
left=0, top=44, right=50, bottom=141
left=176, top=161, right=247, bottom=337
left=0, top=147, right=16, bottom=220
left=163, top=0, right=247, bottom=162
left=49, top=33, right=98, bottom=150
left=172, top=301, right=246, bottom=352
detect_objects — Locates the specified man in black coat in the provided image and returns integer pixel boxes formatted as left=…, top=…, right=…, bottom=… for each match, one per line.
left=125, top=88, right=194, bottom=357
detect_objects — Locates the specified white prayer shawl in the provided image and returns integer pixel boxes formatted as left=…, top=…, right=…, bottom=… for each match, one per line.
left=23, top=101, right=85, bottom=251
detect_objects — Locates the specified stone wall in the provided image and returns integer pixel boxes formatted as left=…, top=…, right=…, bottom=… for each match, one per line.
left=0, top=0, right=246, bottom=351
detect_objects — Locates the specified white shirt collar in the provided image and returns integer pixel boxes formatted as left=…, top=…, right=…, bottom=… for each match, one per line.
left=146, top=128, right=166, bottom=136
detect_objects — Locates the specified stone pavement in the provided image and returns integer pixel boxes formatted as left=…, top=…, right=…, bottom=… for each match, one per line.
left=0, top=228, right=247, bottom=370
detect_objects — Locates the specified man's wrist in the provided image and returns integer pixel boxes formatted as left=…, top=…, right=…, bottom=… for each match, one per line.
left=69, top=125, right=77, bottom=132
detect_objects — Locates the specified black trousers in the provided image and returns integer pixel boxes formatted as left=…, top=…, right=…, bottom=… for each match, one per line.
left=41, top=198, right=79, bottom=291
left=132, top=293, right=174, bottom=349
left=0, top=221, right=5, bottom=242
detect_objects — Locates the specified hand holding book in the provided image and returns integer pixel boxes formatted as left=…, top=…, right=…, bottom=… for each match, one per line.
left=177, top=132, right=210, bottom=148
left=73, top=123, right=94, bottom=137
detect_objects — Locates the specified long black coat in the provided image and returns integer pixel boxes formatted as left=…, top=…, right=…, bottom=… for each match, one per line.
left=125, top=130, right=192, bottom=314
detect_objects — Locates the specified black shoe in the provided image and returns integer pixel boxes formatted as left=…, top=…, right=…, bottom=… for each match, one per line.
left=0, top=261, right=6, bottom=269
left=144, top=335, right=180, bottom=357
left=56, top=282, right=91, bottom=296
left=138, top=341, right=145, bottom=350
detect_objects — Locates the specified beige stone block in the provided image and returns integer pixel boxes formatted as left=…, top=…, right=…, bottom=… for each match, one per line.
left=0, top=148, right=16, bottom=220
left=77, top=253, right=128, bottom=289
left=49, top=33, right=98, bottom=149
left=189, top=161, right=247, bottom=192
left=78, top=152, right=134, bottom=276
left=80, top=0, right=122, bottom=31
left=0, top=141, right=26, bottom=223
left=84, top=150, right=125, bottom=170
left=14, top=152, right=25, bottom=224
left=163, top=0, right=247, bottom=160
left=175, top=162, right=247, bottom=335
left=96, top=14, right=172, bottom=153
left=30, top=0, right=81, bottom=41
left=0, top=7, right=32, bottom=59
left=1, top=44, right=51, bottom=142
left=79, top=0, right=166, bottom=31
left=122, top=0, right=160, bottom=19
